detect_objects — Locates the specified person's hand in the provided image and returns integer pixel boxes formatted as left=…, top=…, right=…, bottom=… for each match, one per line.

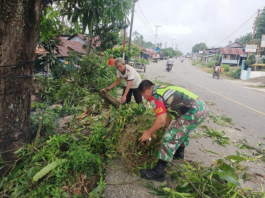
left=120, top=95, right=126, bottom=104
left=139, top=130, right=152, bottom=142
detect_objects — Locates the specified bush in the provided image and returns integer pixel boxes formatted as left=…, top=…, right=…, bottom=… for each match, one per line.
left=222, top=64, right=230, bottom=72
left=134, top=58, right=149, bottom=65
left=216, top=54, right=221, bottom=61
left=231, top=68, right=241, bottom=79
left=206, top=62, right=215, bottom=68
left=30, top=103, right=60, bottom=138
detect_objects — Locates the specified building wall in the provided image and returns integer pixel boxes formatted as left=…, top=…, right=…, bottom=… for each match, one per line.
left=241, top=70, right=265, bottom=80
left=250, top=71, right=265, bottom=78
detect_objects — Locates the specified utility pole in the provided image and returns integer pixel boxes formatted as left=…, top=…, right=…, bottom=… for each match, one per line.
left=154, top=25, right=162, bottom=49
left=251, top=9, right=260, bottom=44
left=248, top=9, right=260, bottom=61
left=122, top=17, right=126, bottom=60
left=127, top=0, right=136, bottom=63
left=165, top=42, right=167, bottom=59
left=175, top=44, right=178, bottom=51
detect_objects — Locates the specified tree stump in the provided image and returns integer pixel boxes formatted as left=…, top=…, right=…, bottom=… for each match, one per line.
left=99, top=90, right=120, bottom=108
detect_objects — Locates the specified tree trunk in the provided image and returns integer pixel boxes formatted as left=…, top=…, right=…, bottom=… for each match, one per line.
left=99, top=90, right=120, bottom=108
left=0, top=0, right=43, bottom=178
left=86, top=20, right=93, bottom=56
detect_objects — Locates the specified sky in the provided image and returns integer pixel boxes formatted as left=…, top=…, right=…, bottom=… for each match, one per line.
left=131, top=0, right=264, bottom=54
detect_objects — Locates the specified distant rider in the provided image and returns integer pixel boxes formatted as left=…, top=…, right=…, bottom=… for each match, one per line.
left=181, top=56, right=184, bottom=62
left=213, top=60, right=221, bottom=75
left=166, top=56, right=174, bottom=70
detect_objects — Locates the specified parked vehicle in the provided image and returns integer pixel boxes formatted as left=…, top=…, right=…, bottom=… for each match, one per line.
left=166, top=64, right=172, bottom=72
left=134, top=63, right=146, bottom=72
left=213, top=70, right=220, bottom=79
left=152, top=54, right=160, bottom=63
left=153, top=58, right=159, bottom=63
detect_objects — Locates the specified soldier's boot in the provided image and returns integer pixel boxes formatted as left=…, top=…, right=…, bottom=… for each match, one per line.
left=140, top=159, right=167, bottom=182
left=174, top=145, right=185, bottom=160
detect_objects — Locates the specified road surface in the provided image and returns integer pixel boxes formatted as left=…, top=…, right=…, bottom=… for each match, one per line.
left=142, top=58, right=265, bottom=145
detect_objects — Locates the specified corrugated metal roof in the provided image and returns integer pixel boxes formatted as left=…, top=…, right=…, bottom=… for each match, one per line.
left=57, top=45, right=70, bottom=57
left=225, top=42, right=243, bottom=48
left=60, top=39, right=86, bottom=54
left=220, top=48, right=245, bottom=55
left=35, top=46, right=49, bottom=55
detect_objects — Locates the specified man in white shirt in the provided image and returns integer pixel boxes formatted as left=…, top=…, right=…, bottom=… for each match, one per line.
left=104, top=58, right=142, bottom=104
left=166, top=56, right=174, bottom=70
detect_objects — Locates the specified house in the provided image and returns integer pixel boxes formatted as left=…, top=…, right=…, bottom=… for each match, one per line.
left=205, top=42, right=247, bottom=66
left=36, top=34, right=101, bottom=58
left=35, top=34, right=101, bottom=72
left=67, top=34, right=101, bottom=49
left=220, top=42, right=247, bottom=66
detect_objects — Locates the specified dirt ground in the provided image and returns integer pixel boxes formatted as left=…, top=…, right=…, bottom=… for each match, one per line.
left=104, top=111, right=265, bottom=197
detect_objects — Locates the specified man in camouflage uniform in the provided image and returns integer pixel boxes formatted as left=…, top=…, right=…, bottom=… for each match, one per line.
left=138, top=80, right=208, bottom=182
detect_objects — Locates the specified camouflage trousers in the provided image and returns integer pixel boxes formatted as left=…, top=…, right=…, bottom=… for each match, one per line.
left=158, top=98, right=208, bottom=162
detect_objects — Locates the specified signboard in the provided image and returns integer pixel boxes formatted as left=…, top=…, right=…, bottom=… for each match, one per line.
left=245, top=44, right=257, bottom=52
left=261, top=34, right=265, bottom=48
left=199, top=51, right=203, bottom=54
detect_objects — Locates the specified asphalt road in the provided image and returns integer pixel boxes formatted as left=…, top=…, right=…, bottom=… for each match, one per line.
left=142, top=58, right=265, bottom=144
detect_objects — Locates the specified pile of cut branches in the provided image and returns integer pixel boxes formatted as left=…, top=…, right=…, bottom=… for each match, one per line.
left=147, top=156, right=265, bottom=198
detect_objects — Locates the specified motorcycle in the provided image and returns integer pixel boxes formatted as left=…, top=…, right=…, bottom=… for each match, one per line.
left=166, top=64, right=172, bottom=72
left=213, top=70, right=220, bottom=79
left=181, top=58, right=184, bottom=63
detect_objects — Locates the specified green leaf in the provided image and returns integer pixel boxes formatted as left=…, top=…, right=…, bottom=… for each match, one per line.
left=32, top=159, right=66, bottom=182
left=225, top=155, right=245, bottom=163
left=218, top=172, right=240, bottom=186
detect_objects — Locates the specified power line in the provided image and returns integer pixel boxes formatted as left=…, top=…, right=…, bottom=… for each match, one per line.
left=212, top=12, right=257, bottom=47
left=136, top=2, right=157, bottom=25
left=134, top=12, right=156, bottom=36
left=136, top=3, right=156, bottom=35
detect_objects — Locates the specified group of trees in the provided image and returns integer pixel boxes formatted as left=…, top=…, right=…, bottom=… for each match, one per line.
left=131, top=31, right=183, bottom=56
left=132, top=31, right=162, bottom=49
left=0, top=0, right=134, bottom=177
left=192, top=43, right=207, bottom=53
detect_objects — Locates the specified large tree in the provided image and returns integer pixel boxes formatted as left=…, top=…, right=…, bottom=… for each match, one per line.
left=192, top=42, right=207, bottom=53
left=64, top=0, right=133, bottom=55
left=0, top=0, right=51, bottom=177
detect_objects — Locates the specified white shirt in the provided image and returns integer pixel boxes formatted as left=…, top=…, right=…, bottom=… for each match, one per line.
left=117, top=65, right=142, bottom=89
left=167, top=58, right=174, bottom=65
left=215, top=66, right=220, bottom=71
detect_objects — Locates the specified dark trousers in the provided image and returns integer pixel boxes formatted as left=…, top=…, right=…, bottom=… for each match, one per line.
left=122, top=87, right=143, bottom=104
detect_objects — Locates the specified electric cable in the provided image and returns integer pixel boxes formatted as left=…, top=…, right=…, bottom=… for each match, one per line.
left=212, top=12, right=257, bottom=47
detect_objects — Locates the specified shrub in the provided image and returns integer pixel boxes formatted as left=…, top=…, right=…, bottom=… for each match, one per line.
left=134, top=58, right=149, bottom=65
left=231, top=68, right=241, bottom=79
left=30, top=103, right=60, bottom=138
left=216, top=54, right=221, bottom=61
left=206, top=62, right=215, bottom=68
left=222, top=64, right=230, bottom=72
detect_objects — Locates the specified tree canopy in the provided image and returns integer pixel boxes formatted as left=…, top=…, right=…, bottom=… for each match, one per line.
left=192, top=43, right=207, bottom=53
left=255, top=8, right=265, bottom=43
left=63, top=0, right=133, bottom=55
left=234, top=33, right=252, bottom=46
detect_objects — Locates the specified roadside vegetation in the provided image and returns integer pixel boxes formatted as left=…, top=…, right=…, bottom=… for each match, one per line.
left=1, top=54, right=265, bottom=197
left=192, top=58, right=241, bottom=79
left=1, top=2, right=265, bottom=197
